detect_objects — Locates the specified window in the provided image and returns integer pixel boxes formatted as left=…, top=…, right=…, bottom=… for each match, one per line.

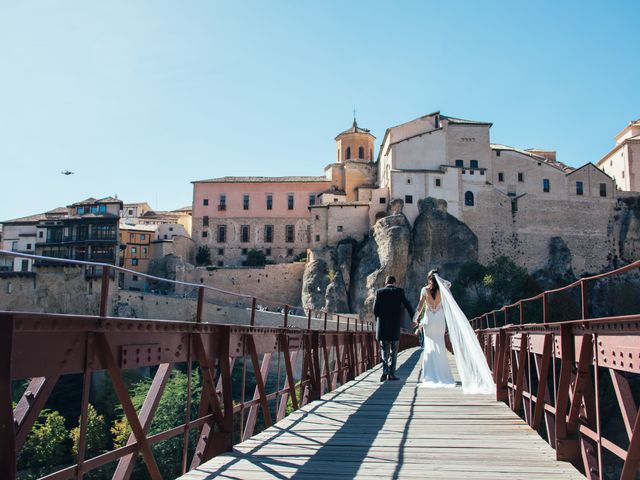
left=480, top=170, right=485, bottom=175
left=21, top=260, right=29, bottom=272
left=264, top=225, right=273, bottom=243
left=39, top=231, right=43, bottom=238
left=496, top=150, right=501, bottom=157
left=202, top=231, right=208, bottom=238
left=130, top=233, right=135, bottom=242
left=217, top=225, right=227, bottom=243
left=455, top=160, right=464, bottom=168
left=406, top=178, right=411, bottom=184
left=91, top=206, right=98, bottom=214
left=77, top=207, right=85, bottom=215
left=26, top=243, right=32, bottom=250
left=218, top=194, right=226, bottom=211
left=287, top=248, right=294, bottom=256
left=243, top=194, right=250, bottom=210
left=128, top=209, right=133, bottom=215
left=518, top=172, right=524, bottom=182
left=169, top=227, right=173, bottom=231
left=346, top=147, right=351, bottom=160
left=93, top=225, right=116, bottom=240
left=131, top=258, right=139, bottom=266
left=337, top=226, right=343, bottom=232
left=241, top=225, right=250, bottom=243
left=141, top=234, right=146, bottom=240
left=142, top=247, right=147, bottom=255
left=308, top=194, right=316, bottom=206
left=265, top=248, right=272, bottom=256
left=543, top=179, right=550, bottom=193
left=203, top=198, right=209, bottom=206
left=266, top=194, right=273, bottom=210
left=10, top=241, right=17, bottom=252
left=315, top=214, right=319, bottom=220
left=576, top=181, right=584, bottom=196
left=465, top=191, right=475, bottom=206
left=405, top=195, right=413, bottom=204
left=315, top=235, right=320, bottom=242
left=379, top=198, right=386, bottom=204
left=217, top=261, right=223, bottom=267
left=287, top=193, right=294, bottom=210
left=470, top=160, right=479, bottom=169
left=132, top=275, right=138, bottom=281
left=435, top=178, right=442, bottom=187
left=498, top=172, right=504, bottom=182
left=286, top=225, right=295, bottom=243
left=98, top=205, right=107, bottom=214
left=203, top=216, right=209, bottom=227
left=131, top=247, right=137, bottom=254
left=358, top=146, right=364, bottom=159
left=469, top=170, right=475, bottom=175
left=164, top=235, right=168, bottom=239
left=600, top=183, right=607, bottom=197
left=217, top=248, right=224, bottom=255
left=242, top=248, right=248, bottom=255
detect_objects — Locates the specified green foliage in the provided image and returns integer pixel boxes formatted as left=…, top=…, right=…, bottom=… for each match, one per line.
left=71, top=404, right=106, bottom=458
left=111, top=368, right=202, bottom=479
left=18, top=409, right=69, bottom=474
left=243, top=249, right=266, bottom=267
left=453, top=256, right=542, bottom=319
left=294, top=251, right=307, bottom=262
left=196, top=245, right=212, bottom=266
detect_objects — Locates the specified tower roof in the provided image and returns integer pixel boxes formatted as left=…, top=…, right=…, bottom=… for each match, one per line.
left=335, top=118, right=376, bottom=140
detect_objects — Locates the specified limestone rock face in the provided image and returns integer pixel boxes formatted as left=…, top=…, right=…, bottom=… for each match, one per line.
left=616, top=196, right=640, bottom=263
left=301, top=245, right=351, bottom=313
left=350, top=214, right=412, bottom=318
left=533, top=236, right=575, bottom=289
left=405, top=198, right=478, bottom=303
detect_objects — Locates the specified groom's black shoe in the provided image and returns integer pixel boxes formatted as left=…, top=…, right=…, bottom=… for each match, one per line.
left=380, top=373, right=387, bottom=382
left=388, top=375, right=399, bottom=381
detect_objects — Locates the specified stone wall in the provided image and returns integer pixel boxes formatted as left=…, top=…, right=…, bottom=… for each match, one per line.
left=0, top=266, right=116, bottom=314
left=179, top=262, right=306, bottom=307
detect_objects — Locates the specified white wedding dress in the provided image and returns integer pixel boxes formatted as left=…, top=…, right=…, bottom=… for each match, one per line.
left=419, top=274, right=495, bottom=395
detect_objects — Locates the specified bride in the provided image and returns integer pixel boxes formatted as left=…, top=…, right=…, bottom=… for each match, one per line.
left=412, top=270, right=495, bottom=394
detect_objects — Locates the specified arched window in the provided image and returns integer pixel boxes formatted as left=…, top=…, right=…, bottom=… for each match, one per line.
left=358, top=146, right=364, bottom=159
left=346, top=147, right=351, bottom=160
left=465, top=191, right=475, bottom=206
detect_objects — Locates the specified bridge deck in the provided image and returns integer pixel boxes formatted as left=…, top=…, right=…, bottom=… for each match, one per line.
left=179, top=348, right=583, bottom=479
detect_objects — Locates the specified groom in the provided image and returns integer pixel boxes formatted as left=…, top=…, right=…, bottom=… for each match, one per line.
left=373, top=276, right=415, bottom=381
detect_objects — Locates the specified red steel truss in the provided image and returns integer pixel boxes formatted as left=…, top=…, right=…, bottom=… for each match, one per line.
left=470, top=260, right=640, bottom=480
left=0, top=251, right=419, bottom=479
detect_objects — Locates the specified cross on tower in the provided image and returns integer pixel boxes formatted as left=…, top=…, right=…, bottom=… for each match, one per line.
left=353, top=107, right=357, bottom=127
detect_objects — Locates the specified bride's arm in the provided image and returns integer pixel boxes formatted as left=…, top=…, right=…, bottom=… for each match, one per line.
left=412, top=289, right=426, bottom=327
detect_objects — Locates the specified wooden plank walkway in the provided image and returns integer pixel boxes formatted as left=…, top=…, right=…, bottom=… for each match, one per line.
left=179, top=348, right=583, bottom=479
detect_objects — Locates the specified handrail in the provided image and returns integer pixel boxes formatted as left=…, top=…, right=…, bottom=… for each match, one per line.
left=470, top=258, right=640, bottom=327
left=0, top=249, right=371, bottom=331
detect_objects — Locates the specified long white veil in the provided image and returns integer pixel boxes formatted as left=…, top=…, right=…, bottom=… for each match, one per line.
left=435, top=274, right=495, bottom=395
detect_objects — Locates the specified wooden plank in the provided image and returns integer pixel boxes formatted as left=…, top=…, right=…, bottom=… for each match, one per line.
left=177, top=348, right=583, bottom=480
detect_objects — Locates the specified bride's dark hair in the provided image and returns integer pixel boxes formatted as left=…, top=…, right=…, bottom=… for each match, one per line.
left=427, top=269, right=439, bottom=298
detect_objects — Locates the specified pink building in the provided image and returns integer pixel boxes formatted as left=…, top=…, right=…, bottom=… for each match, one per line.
left=192, top=176, right=331, bottom=266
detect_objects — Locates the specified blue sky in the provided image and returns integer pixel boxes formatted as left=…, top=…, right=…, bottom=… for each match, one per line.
left=1, top=1, right=638, bottom=220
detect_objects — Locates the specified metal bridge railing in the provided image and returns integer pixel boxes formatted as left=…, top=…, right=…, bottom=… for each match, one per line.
left=471, top=261, right=640, bottom=480
left=0, top=250, right=420, bottom=480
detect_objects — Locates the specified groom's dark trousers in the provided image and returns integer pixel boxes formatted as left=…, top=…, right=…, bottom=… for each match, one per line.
left=373, top=284, right=414, bottom=378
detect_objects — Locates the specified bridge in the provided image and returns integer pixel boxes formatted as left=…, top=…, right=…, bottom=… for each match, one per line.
left=1, top=250, right=639, bottom=480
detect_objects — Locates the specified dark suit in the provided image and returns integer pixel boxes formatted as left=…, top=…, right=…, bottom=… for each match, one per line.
left=373, top=284, right=415, bottom=377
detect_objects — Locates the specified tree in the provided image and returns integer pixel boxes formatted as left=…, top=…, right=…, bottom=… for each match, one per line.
left=244, top=249, right=266, bottom=267
left=18, top=409, right=68, bottom=476
left=111, top=369, right=202, bottom=479
left=196, top=246, right=211, bottom=266
left=71, top=404, right=107, bottom=459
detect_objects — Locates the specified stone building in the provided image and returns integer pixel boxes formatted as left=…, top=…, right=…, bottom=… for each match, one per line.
left=118, top=223, right=157, bottom=290
left=597, top=119, right=640, bottom=192
left=192, top=176, right=331, bottom=266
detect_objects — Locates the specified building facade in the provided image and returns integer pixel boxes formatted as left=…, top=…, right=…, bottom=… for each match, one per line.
left=119, top=224, right=156, bottom=290
left=597, top=119, right=640, bottom=192
left=192, top=177, right=331, bottom=266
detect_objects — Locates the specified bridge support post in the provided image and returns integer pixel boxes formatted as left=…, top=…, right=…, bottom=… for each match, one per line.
left=0, top=314, right=15, bottom=480
left=495, top=328, right=509, bottom=402
left=555, top=324, right=580, bottom=466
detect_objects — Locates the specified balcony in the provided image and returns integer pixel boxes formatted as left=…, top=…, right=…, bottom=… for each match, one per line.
left=217, top=204, right=227, bottom=211
left=38, top=234, right=117, bottom=245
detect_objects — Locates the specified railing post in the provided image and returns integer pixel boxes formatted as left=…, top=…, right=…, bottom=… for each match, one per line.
left=519, top=301, right=524, bottom=324
left=283, top=305, right=289, bottom=328
left=323, top=312, right=327, bottom=330
left=196, top=287, right=204, bottom=323
left=99, top=265, right=110, bottom=317
left=346, top=317, right=350, bottom=331
left=542, top=292, right=549, bottom=324
left=336, top=315, right=340, bottom=331
left=307, top=309, right=312, bottom=330
left=580, top=280, right=588, bottom=320
left=250, top=297, right=257, bottom=326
